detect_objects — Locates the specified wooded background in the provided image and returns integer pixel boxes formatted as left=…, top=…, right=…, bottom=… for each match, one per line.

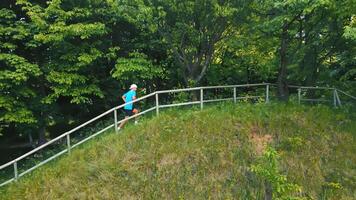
left=0, top=0, right=355, bottom=150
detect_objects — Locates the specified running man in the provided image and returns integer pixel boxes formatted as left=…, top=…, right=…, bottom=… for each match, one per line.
left=118, top=84, right=139, bottom=130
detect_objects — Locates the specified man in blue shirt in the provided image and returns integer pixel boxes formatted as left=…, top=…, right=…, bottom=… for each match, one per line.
left=118, top=84, right=138, bottom=130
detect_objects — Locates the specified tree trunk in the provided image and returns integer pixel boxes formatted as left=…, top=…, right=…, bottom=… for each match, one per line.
left=264, top=180, right=273, bottom=200
left=28, top=132, right=35, bottom=148
left=277, top=25, right=289, bottom=101
left=304, top=47, right=318, bottom=98
left=37, top=82, right=48, bottom=146
left=37, top=125, right=47, bottom=146
left=246, top=61, right=250, bottom=83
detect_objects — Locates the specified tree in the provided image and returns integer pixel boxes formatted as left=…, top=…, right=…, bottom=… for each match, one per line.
left=207, top=24, right=277, bottom=86
left=111, top=52, right=165, bottom=92
left=10, top=0, right=111, bottom=144
left=255, top=0, right=335, bottom=100
left=108, top=0, right=167, bottom=94
left=0, top=1, right=41, bottom=141
left=149, top=0, right=248, bottom=87
left=2, top=0, right=163, bottom=144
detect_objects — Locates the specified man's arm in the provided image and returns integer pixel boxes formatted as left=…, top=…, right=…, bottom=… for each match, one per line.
left=133, top=91, right=137, bottom=100
left=122, top=95, right=126, bottom=102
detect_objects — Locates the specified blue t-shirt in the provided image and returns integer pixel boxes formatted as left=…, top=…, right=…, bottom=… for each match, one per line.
left=123, top=90, right=136, bottom=110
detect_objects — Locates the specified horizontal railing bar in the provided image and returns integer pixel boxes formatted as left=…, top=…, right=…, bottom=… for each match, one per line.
left=0, top=107, right=153, bottom=186
left=203, top=98, right=233, bottom=103
left=337, top=89, right=356, bottom=100
left=64, top=108, right=115, bottom=135
left=201, top=83, right=268, bottom=90
left=159, top=97, right=262, bottom=108
left=301, top=99, right=331, bottom=102
left=71, top=124, right=114, bottom=149
left=115, top=92, right=156, bottom=110
left=236, top=96, right=263, bottom=100
left=0, top=178, right=15, bottom=187
left=17, top=95, right=156, bottom=163
left=274, top=84, right=354, bottom=99
left=156, top=83, right=269, bottom=94
left=336, top=101, right=355, bottom=104
left=0, top=93, right=157, bottom=168
left=116, top=106, right=156, bottom=124
left=273, top=84, right=353, bottom=97
left=18, top=149, right=68, bottom=178
left=0, top=160, right=14, bottom=171
left=159, top=101, right=201, bottom=108
left=0, top=134, right=67, bottom=169
left=157, top=87, right=202, bottom=94
left=267, top=85, right=355, bottom=101
left=1, top=110, right=118, bottom=168
left=64, top=94, right=154, bottom=136
left=288, top=85, right=334, bottom=90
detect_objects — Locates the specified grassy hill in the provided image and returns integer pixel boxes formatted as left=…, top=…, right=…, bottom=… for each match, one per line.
left=0, top=103, right=355, bottom=199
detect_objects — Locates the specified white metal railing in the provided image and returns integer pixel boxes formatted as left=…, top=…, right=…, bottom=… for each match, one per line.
left=288, top=85, right=348, bottom=107
left=0, top=83, right=355, bottom=187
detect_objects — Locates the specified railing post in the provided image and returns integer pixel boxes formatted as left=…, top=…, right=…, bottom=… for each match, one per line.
left=233, top=87, right=237, bottom=103
left=265, top=84, right=270, bottom=103
left=66, top=134, right=71, bottom=154
left=114, top=109, right=118, bottom=133
left=333, top=89, right=337, bottom=107
left=14, top=161, right=18, bottom=181
left=335, top=90, right=342, bottom=107
left=298, top=88, right=301, bottom=104
left=200, top=88, right=204, bottom=110
left=155, top=93, right=159, bottom=116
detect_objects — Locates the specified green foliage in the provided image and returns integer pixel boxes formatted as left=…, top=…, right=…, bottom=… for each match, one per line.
left=24, top=0, right=108, bottom=104
left=0, top=7, right=40, bottom=131
left=251, top=147, right=303, bottom=200
left=253, top=0, right=355, bottom=94
left=149, top=0, right=248, bottom=85
left=1, top=0, right=157, bottom=138
left=0, top=0, right=355, bottom=169
left=112, top=52, right=165, bottom=84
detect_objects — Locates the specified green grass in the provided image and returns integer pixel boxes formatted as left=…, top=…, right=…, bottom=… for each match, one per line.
left=0, top=102, right=355, bottom=199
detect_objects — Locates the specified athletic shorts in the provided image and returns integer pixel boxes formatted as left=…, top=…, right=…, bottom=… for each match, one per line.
left=124, top=109, right=134, bottom=117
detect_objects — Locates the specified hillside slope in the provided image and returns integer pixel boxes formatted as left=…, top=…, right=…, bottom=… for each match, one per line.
left=1, top=103, right=355, bottom=199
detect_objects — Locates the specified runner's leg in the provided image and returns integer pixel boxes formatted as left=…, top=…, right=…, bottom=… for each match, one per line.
left=119, top=116, right=129, bottom=129
left=119, top=110, right=131, bottom=129
left=133, top=108, right=139, bottom=124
